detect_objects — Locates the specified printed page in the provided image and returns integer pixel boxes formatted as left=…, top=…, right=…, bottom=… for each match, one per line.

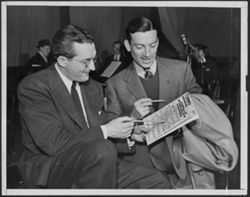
left=144, top=92, right=199, bottom=145
left=101, top=61, right=121, bottom=78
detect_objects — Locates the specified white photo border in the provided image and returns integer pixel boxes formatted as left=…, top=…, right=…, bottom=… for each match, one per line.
left=1, top=1, right=248, bottom=196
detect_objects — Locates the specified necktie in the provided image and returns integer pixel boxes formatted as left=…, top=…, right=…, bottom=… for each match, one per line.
left=71, top=81, right=87, bottom=126
left=144, top=68, right=153, bottom=80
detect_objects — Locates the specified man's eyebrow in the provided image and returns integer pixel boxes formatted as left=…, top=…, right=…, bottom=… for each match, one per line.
left=134, top=40, right=158, bottom=46
left=78, top=56, right=97, bottom=62
left=149, top=40, right=158, bottom=45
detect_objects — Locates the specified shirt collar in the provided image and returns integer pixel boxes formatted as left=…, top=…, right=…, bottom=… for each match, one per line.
left=134, top=59, right=157, bottom=79
left=55, top=63, right=73, bottom=93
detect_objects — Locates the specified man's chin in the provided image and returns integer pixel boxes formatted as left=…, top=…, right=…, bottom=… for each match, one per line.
left=79, top=78, right=90, bottom=85
left=141, top=63, right=153, bottom=68
left=78, top=76, right=90, bottom=83
left=140, top=60, right=154, bottom=67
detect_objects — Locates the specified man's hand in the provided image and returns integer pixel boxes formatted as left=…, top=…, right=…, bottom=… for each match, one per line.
left=133, top=124, right=152, bottom=134
left=132, top=124, right=152, bottom=143
left=130, top=98, right=152, bottom=119
left=131, top=133, right=146, bottom=143
left=104, top=116, right=134, bottom=139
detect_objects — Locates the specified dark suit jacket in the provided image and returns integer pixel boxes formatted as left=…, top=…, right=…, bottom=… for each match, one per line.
left=191, top=57, right=218, bottom=97
left=26, top=53, right=48, bottom=68
left=17, top=65, right=107, bottom=187
left=104, top=54, right=132, bottom=75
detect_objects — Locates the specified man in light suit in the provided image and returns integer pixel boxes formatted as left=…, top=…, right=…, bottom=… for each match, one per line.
left=17, top=24, right=171, bottom=188
left=105, top=17, right=238, bottom=188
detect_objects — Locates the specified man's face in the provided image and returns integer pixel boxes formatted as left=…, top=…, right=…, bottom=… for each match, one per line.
left=192, top=48, right=205, bottom=62
left=113, top=43, right=121, bottom=54
left=125, top=30, right=158, bottom=69
left=62, top=42, right=96, bottom=82
left=40, top=45, right=51, bottom=57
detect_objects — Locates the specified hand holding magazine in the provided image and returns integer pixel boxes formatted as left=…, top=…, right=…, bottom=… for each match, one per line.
left=142, top=92, right=199, bottom=145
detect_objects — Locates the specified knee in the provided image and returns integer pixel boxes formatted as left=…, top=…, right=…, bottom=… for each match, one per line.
left=91, top=140, right=117, bottom=164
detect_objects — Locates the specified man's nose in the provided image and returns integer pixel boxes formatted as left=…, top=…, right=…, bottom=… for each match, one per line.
left=144, top=47, right=151, bottom=56
left=88, top=59, right=95, bottom=71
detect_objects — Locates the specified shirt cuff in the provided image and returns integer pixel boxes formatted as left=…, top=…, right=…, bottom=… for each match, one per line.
left=127, top=137, right=135, bottom=149
left=101, top=125, right=108, bottom=139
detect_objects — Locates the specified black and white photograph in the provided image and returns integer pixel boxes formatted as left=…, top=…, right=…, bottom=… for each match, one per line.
left=1, top=1, right=248, bottom=196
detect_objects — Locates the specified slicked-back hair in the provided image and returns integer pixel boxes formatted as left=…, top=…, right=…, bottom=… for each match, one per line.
left=52, top=24, right=94, bottom=58
left=112, top=40, right=122, bottom=47
left=125, top=17, right=157, bottom=42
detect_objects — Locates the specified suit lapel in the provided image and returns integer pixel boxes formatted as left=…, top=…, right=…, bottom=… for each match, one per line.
left=48, top=66, right=85, bottom=128
left=124, top=64, right=148, bottom=100
left=124, top=60, right=175, bottom=105
left=80, top=82, right=102, bottom=127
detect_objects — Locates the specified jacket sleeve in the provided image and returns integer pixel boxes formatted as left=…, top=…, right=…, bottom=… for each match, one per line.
left=104, top=80, right=135, bottom=154
left=105, top=80, right=124, bottom=120
left=181, top=93, right=238, bottom=172
left=184, top=62, right=203, bottom=94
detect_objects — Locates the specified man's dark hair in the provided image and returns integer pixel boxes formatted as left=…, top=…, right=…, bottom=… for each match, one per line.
left=125, top=17, right=157, bottom=42
left=112, top=40, right=122, bottom=47
left=36, top=39, right=51, bottom=48
left=193, top=43, right=209, bottom=57
left=52, top=24, right=94, bottom=58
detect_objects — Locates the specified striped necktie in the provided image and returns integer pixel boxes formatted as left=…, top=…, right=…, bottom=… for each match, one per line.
left=144, top=68, right=153, bottom=80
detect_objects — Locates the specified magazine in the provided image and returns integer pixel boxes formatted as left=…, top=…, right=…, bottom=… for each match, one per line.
left=143, top=92, right=199, bottom=145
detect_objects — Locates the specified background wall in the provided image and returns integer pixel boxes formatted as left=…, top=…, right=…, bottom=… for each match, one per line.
left=6, top=6, right=240, bottom=67
left=7, top=6, right=61, bottom=66
left=184, top=8, right=240, bottom=57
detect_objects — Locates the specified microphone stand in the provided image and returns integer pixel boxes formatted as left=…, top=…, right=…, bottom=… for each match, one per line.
left=181, top=34, right=192, bottom=64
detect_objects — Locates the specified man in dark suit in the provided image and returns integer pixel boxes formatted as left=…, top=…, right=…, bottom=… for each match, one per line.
left=17, top=24, right=171, bottom=188
left=103, top=41, right=132, bottom=75
left=105, top=17, right=238, bottom=188
left=190, top=44, right=219, bottom=98
left=26, top=39, right=52, bottom=69
left=93, top=41, right=132, bottom=83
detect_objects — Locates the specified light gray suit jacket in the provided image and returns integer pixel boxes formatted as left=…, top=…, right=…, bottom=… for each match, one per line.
left=105, top=57, right=238, bottom=188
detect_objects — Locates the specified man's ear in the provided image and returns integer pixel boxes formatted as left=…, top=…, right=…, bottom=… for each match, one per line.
left=57, top=56, right=68, bottom=68
left=156, top=38, right=159, bottom=48
left=124, top=40, right=131, bottom=52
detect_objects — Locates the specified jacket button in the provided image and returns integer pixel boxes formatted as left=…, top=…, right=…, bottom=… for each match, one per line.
left=198, top=170, right=204, bottom=176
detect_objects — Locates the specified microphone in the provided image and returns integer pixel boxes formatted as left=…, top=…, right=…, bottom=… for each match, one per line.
left=181, top=34, right=188, bottom=45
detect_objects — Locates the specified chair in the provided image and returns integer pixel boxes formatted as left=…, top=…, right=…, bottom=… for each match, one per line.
left=7, top=163, right=24, bottom=188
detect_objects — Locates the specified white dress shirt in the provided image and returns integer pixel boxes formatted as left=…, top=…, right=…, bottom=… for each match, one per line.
left=134, top=59, right=157, bottom=79
left=39, top=51, right=48, bottom=63
left=113, top=54, right=121, bottom=61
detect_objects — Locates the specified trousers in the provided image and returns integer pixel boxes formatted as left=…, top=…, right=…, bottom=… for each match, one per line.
left=47, top=139, right=171, bottom=189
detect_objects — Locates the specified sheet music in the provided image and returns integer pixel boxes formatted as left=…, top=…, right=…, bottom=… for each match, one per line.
left=101, top=61, right=121, bottom=78
left=144, top=92, right=199, bottom=145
